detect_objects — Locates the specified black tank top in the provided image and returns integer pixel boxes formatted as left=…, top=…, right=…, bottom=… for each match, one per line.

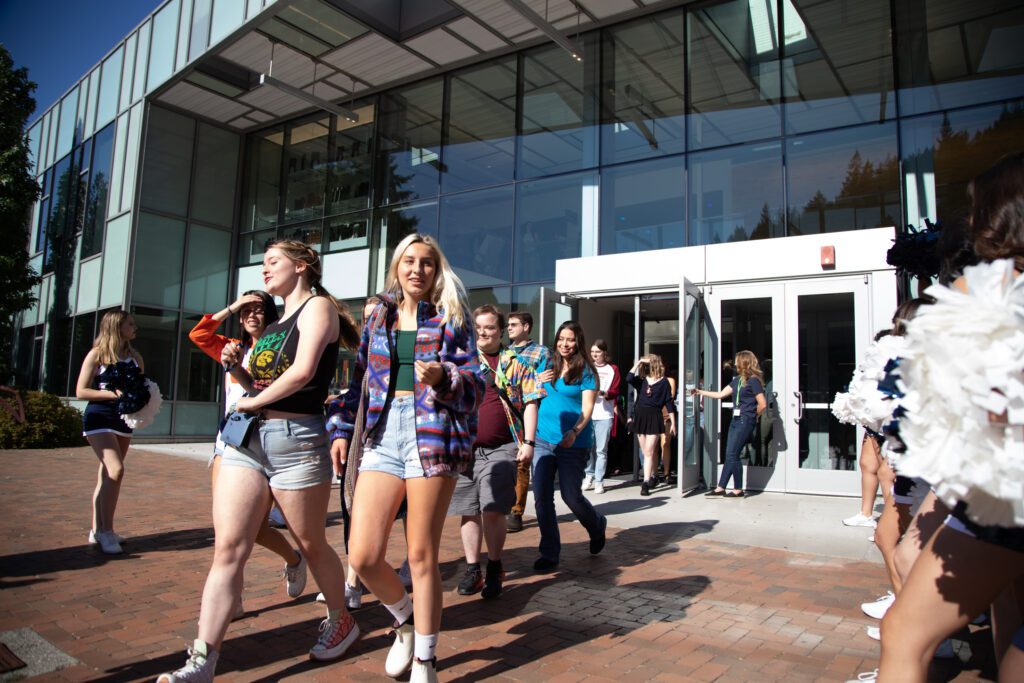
left=248, top=297, right=339, bottom=414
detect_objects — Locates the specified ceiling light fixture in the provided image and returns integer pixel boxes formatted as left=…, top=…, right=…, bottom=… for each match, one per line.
left=505, top=0, right=583, bottom=62
left=259, top=74, right=360, bottom=122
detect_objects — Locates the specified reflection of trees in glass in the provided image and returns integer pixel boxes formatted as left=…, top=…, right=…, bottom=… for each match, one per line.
left=788, top=150, right=899, bottom=235
left=42, top=159, right=80, bottom=394
left=80, top=172, right=108, bottom=257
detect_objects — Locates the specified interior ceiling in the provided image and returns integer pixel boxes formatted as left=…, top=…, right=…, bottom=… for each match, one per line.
left=156, top=0, right=660, bottom=130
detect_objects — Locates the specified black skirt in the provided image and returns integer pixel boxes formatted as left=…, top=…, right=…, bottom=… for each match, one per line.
left=82, top=401, right=133, bottom=437
left=632, top=406, right=664, bottom=435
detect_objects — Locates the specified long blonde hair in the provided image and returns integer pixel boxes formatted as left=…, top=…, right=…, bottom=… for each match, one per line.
left=93, top=311, right=135, bottom=365
left=385, top=233, right=468, bottom=328
left=734, top=350, right=764, bottom=383
left=267, top=239, right=360, bottom=350
left=645, top=353, right=666, bottom=380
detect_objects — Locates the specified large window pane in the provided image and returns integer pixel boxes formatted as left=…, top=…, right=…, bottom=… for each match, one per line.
left=375, top=80, right=443, bottom=204
left=325, top=211, right=370, bottom=252
left=133, top=213, right=186, bottom=308
left=148, top=0, right=179, bottom=92
left=100, top=215, right=131, bottom=309
left=688, top=0, right=782, bottom=150
left=42, top=317, right=72, bottom=395
left=519, top=40, right=598, bottom=178
left=140, top=107, right=195, bottom=216
left=119, top=103, right=144, bottom=214
left=443, top=59, right=517, bottom=193
left=439, top=186, right=513, bottom=287
left=56, top=88, right=79, bottom=160
left=131, top=307, right=178, bottom=399
left=189, top=0, right=213, bottom=61
left=210, top=0, right=245, bottom=44
left=515, top=172, right=594, bottom=282
left=283, top=117, right=329, bottom=224
left=82, top=123, right=115, bottom=258
left=133, top=20, right=152, bottom=101
left=901, top=101, right=1024, bottom=229
left=120, top=34, right=137, bottom=112
left=84, top=69, right=100, bottom=139
left=601, top=11, right=685, bottom=165
left=896, top=0, right=1024, bottom=116
left=600, top=155, right=685, bottom=254
left=177, top=0, right=194, bottom=70
left=96, top=47, right=124, bottom=129
left=238, top=228, right=276, bottom=266
left=242, top=126, right=283, bottom=230
left=192, top=123, right=240, bottom=227
left=178, top=313, right=224, bottom=401
left=184, top=224, right=231, bottom=313
left=787, top=123, right=900, bottom=235
left=372, top=200, right=438, bottom=290
left=66, top=312, right=97, bottom=396
left=784, top=0, right=895, bottom=134
left=688, top=141, right=784, bottom=245
left=327, top=104, right=375, bottom=216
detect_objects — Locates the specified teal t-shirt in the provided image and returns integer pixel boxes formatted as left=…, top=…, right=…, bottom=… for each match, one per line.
left=536, top=358, right=597, bottom=448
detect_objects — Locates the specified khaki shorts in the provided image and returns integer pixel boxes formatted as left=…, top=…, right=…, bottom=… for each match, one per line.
left=448, top=442, right=518, bottom=516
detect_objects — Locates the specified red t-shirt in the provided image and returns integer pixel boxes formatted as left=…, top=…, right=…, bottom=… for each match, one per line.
left=475, top=352, right=514, bottom=448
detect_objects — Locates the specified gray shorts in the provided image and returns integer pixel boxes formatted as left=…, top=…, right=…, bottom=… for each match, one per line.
left=448, top=442, right=518, bottom=516
left=220, top=415, right=333, bottom=490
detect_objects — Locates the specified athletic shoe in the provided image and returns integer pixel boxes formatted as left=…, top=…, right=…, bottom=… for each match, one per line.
left=385, top=621, right=415, bottom=677
left=88, top=530, right=125, bottom=545
left=640, top=480, right=650, bottom=496
left=533, top=557, right=558, bottom=572
left=861, top=591, right=895, bottom=619
left=96, top=530, right=123, bottom=555
left=284, top=552, right=307, bottom=598
left=309, top=611, right=359, bottom=661
left=843, top=513, right=878, bottom=528
left=590, top=516, right=608, bottom=555
left=346, top=583, right=363, bottom=610
left=934, top=639, right=955, bottom=659
left=704, top=489, right=726, bottom=497
left=481, top=561, right=504, bottom=600
left=594, top=482, right=605, bottom=494
left=411, top=657, right=438, bottom=683
left=506, top=513, right=523, bottom=533
left=846, top=670, right=878, bottom=682
left=457, top=566, right=483, bottom=595
left=158, top=640, right=218, bottom=683
left=582, top=476, right=594, bottom=491
left=868, top=534, right=875, bottom=542
left=398, top=559, right=413, bottom=589
left=866, top=626, right=880, bottom=641
left=268, top=506, right=287, bottom=528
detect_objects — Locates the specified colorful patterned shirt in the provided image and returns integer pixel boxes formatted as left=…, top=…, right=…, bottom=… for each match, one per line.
left=479, top=346, right=546, bottom=445
left=511, top=340, right=551, bottom=372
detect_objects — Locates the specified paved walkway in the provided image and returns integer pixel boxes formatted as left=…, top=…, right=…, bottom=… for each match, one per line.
left=0, top=447, right=995, bottom=682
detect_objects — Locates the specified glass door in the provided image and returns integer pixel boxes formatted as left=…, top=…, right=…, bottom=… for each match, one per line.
left=783, top=277, right=869, bottom=495
left=678, top=278, right=704, bottom=493
left=538, top=287, right=579, bottom=346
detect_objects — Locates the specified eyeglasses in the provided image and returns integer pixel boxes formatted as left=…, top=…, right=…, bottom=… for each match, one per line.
left=239, top=307, right=265, bottom=318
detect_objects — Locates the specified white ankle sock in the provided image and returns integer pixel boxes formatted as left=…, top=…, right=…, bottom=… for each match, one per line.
left=414, top=632, right=437, bottom=662
left=384, top=593, right=413, bottom=625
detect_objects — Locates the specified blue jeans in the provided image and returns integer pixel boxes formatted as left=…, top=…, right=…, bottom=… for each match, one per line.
left=532, top=438, right=606, bottom=562
left=719, top=414, right=756, bottom=490
left=585, top=418, right=613, bottom=484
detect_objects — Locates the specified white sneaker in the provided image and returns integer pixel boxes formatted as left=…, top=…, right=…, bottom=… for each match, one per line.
left=88, top=530, right=125, bottom=545
left=846, top=670, right=878, bottom=682
left=411, top=657, right=438, bottom=683
left=582, top=476, right=594, bottom=491
left=934, top=638, right=955, bottom=659
left=866, top=626, right=880, bottom=641
left=346, top=583, right=362, bottom=610
left=843, top=513, right=878, bottom=528
left=861, top=591, right=895, bottom=619
left=157, top=640, right=218, bottom=683
left=385, top=621, right=415, bottom=677
left=96, top=530, right=123, bottom=555
left=594, top=482, right=605, bottom=494
left=398, top=559, right=413, bottom=590
left=284, top=552, right=307, bottom=598
left=868, top=534, right=875, bottom=542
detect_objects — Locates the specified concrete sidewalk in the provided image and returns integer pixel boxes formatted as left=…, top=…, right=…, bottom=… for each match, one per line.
left=0, top=446, right=994, bottom=682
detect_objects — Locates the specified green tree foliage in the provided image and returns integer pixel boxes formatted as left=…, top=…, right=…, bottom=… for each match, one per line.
left=0, top=45, right=42, bottom=383
left=0, top=389, right=84, bottom=448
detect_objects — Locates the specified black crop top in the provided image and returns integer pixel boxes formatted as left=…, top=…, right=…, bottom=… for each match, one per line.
left=248, top=297, right=339, bottom=414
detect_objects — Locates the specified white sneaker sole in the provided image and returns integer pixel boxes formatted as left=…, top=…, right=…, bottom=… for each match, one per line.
left=309, top=622, right=360, bottom=661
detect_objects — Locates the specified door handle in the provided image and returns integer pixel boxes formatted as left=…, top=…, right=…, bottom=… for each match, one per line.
left=793, top=391, right=803, bottom=423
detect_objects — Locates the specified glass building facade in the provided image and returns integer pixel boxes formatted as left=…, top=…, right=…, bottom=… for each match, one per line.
left=16, top=0, right=1024, bottom=440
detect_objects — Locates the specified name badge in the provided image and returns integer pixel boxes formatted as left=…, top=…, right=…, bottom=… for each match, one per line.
left=733, top=407, right=741, bottom=417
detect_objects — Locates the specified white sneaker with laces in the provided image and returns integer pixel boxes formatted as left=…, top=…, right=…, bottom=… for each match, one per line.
left=846, top=670, right=878, bottom=682
left=309, top=612, right=360, bottom=661
left=346, top=583, right=362, bottom=610
left=96, top=530, right=123, bottom=555
left=866, top=626, right=880, bottom=641
left=843, top=513, right=878, bottom=528
left=157, top=640, right=218, bottom=683
left=385, top=621, right=415, bottom=677
left=582, top=476, right=594, bottom=491
left=861, top=591, right=895, bottom=619
left=89, top=530, right=125, bottom=545
left=934, top=638, right=955, bottom=659
left=398, top=559, right=413, bottom=589
left=594, top=482, right=605, bottom=494
left=284, top=552, right=307, bottom=598
left=411, top=657, right=438, bottom=683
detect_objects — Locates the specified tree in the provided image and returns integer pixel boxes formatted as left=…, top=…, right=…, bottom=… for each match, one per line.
left=0, top=44, right=42, bottom=384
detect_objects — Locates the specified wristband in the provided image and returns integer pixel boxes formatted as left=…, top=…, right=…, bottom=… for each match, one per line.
left=523, top=439, right=535, bottom=447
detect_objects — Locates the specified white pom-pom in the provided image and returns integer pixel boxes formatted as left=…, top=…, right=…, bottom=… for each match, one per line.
left=122, top=380, right=163, bottom=430
left=833, top=335, right=907, bottom=433
left=896, top=260, right=1024, bottom=527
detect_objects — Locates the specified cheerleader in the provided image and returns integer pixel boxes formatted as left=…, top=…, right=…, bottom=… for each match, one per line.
left=75, top=311, right=145, bottom=555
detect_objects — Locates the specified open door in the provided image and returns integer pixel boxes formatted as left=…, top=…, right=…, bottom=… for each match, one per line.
left=538, top=287, right=580, bottom=346
left=678, top=278, right=705, bottom=493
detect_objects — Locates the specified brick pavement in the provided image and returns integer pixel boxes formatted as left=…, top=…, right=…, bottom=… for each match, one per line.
left=0, top=448, right=995, bottom=682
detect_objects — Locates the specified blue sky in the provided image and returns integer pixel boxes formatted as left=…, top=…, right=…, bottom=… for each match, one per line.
left=0, top=0, right=162, bottom=119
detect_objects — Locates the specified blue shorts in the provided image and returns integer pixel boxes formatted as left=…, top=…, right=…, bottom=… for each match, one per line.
left=82, top=401, right=132, bottom=437
left=220, top=415, right=333, bottom=490
left=359, top=395, right=429, bottom=480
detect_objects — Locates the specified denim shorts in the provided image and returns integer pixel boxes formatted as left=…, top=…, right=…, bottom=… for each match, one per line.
left=359, top=395, right=427, bottom=480
left=220, top=414, right=333, bottom=490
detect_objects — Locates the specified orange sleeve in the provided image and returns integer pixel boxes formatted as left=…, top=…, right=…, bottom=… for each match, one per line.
left=188, top=315, right=239, bottom=363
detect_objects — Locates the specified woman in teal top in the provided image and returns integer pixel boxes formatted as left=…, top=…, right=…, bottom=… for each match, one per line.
left=531, top=320, right=609, bottom=572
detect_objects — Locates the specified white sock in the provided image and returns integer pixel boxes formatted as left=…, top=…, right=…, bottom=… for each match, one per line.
left=383, top=593, right=413, bottom=625
left=414, top=632, right=438, bottom=662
